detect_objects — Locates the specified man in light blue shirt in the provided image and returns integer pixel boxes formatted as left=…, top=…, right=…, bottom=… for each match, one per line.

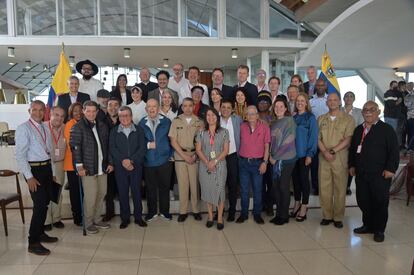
left=310, top=79, right=329, bottom=119
left=15, top=100, right=58, bottom=256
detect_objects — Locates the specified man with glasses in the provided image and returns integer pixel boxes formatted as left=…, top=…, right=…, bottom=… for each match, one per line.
left=76, top=60, right=103, bottom=102
left=255, top=69, right=269, bottom=92
left=169, top=63, right=189, bottom=97
left=236, top=106, right=270, bottom=224
left=349, top=101, right=399, bottom=242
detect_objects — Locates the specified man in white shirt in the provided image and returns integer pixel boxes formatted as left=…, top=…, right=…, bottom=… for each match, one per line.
left=76, top=59, right=103, bottom=102
left=169, top=63, right=189, bottom=96
left=179, top=66, right=209, bottom=105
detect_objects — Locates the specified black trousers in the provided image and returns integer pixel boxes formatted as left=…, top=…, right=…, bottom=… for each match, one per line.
left=310, top=151, right=319, bottom=192
left=105, top=171, right=118, bottom=216
left=145, top=162, right=172, bottom=216
left=28, top=163, right=52, bottom=244
left=292, top=157, right=310, bottom=204
left=347, top=175, right=353, bottom=189
left=262, top=163, right=274, bottom=211
left=67, top=171, right=82, bottom=224
left=273, top=161, right=295, bottom=219
left=355, top=172, right=391, bottom=233
left=226, top=153, right=239, bottom=215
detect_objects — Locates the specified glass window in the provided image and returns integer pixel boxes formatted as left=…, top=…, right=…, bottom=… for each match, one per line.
left=337, top=73, right=367, bottom=109
left=0, top=1, right=7, bottom=34
left=59, top=0, right=97, bottom=35
left=269, top=7, right=297, bottom=39
left=100, top=0, right=138, bottom=36
left=16, top=0, right=57, bottom=35
left=269, top=54, right=295, bottom=93
left=226, top=0, right=260, bottom=38
left=141, top=0, right=178, bottom=36
left=181, top=0, right=217, bottom=37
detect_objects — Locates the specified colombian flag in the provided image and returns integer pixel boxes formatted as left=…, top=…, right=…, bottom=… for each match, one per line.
left=319, top=47, right=340, bottom=96
left=45, top=49, right=72, bottom=120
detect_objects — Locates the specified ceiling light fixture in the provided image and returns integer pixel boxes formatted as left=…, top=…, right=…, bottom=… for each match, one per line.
left=69, top=56, right=75, bottom=67
left=25, top=60, right=31, bottom=69
left=43, top=65, right=48, bottom=71
left=8, top=47, right=15, bottom=58
left=163, top=58, right=169, bottom=68
left=231, top=48, right=238, bottom=59
left=124, top=48, right=131, bottom=58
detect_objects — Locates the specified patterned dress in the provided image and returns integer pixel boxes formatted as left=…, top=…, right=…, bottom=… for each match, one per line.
left=196, top=128, right=229, bottom=206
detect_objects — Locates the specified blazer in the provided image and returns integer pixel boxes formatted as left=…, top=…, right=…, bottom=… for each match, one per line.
left=57, top=92, right=90, bottom=122
left=209, top=84, right=235, bottom=102
left=148, top=88, right=179, bottom=109
left=230, top=114, right=242, bottom=153
left=136, top=81, right=159, bottom=102
left=110, top=89, right=133, bottom=105
left=234, top=81, right=258, bottom=106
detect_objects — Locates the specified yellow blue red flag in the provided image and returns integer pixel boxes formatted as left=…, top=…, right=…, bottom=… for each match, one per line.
left=319, top=47, right=340, bottom=95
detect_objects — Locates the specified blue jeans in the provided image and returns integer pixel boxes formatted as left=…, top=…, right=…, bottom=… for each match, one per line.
left=239, top=158, right=263, bottom=217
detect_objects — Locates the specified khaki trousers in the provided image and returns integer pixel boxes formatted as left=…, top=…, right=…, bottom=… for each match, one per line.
left=45, top=161, right=65, bottom=225
left=175, top=160, right=199, bottom=214
left=318, top=154, right=348, bottom=221
left=81, top=174, right=107, bottom=226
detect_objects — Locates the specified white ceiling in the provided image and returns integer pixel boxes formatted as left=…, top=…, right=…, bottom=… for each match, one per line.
left=300, top=0, right=359, bottom=22
left=298, top=0, right=414, bottom=71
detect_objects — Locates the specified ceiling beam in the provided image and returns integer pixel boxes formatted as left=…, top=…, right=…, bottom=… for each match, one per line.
left=295, top=0, right=328, bottom=21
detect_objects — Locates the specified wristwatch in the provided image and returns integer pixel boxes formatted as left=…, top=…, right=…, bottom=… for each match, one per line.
left=263, top=160, right=268, bottom=164
left=329, top=149, right=336, bottom=155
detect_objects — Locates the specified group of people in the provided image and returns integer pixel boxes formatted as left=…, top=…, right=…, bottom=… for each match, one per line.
left=15, top=60, right=400, bottom=256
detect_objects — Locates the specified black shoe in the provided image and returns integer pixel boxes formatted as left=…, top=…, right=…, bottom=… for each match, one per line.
left=227, top=213, right=235, bottom=222
left=236, top=215, right=247, bottom=223
left=120, top=221, right=129, bottom=229
left=254, top=215, right=265, bottom=224
left=289, top=205, right=301, bottom=218
left=102, top=213, right=115, bottom=222
left=346, top=188, right=352, bottom=195
left=160, top=213, right=172, bottom=221
left=28, top=243, right=50, bottom=256
left=373, top=232, right=385, bottom=242
left=333, top=221, right=343, bottom=228
left=135, top=219, right=148, bottom=227
left=39, top=233, right=58, bottom=243
left=320, top=219, right=333, bottom=226
left=217, top=222, right=224, bottom=230
left=275, top=217, right=289, bottom=225
left=353, top=225, right=372, bottom=234
left=193, top=213, right=202, bottom=221
left=53, top=221, right=65, bottom=229
left=145, top=214, right=157, bottom=222
left=296, top=208, right=308, bottom=222
left=206, top=220, right=214, bottom=228
left=177, top=214, right=188, bottom=223
left=44, top=224, right=52, bottom=232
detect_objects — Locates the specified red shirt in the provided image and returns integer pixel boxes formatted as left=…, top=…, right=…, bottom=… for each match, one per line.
left=239, top=120, right=271, bottom=158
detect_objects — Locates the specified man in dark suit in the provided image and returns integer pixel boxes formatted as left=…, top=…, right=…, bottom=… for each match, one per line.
left=148, top=70, right=179, bottom=109
left=209, top=68, right=235, bottom=101
left=233, top=65, right=258, bottom=106
left=349, top=101, right=399, bottom=242
left=57, top=75, right=90, bottom=122
left=304, top=66, right=318, bottom=97
left=135, top=68, right=158, bottom=102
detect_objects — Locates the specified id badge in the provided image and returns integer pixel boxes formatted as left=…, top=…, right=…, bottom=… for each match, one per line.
left=210, top=151, right=216, bottom=159
left=55, top=149, right=60, bottom=157
left=356, top=145, right=362, bottom=154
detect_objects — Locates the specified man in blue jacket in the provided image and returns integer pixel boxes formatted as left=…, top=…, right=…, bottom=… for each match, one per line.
left=110, top=106, right=147, bottom=229
left=139, top=99, right=173, bottom=222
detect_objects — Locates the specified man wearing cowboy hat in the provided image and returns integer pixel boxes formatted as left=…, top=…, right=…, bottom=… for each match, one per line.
left=76, top=59, right=103, bottom=102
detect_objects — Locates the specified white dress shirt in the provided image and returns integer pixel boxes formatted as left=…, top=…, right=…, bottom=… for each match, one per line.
left=168, top=76, right=189, bottom=97
left=91, top=125, right=104, bottom=175
left=128, top=101, right=147, bottom=124
left=79, top=77, right=104, bottom=102
left=220, top=117, right=236, bottom=155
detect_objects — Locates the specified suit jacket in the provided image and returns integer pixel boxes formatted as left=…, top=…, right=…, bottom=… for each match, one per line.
left=304, top=81, right=317, bottom=95
left=234, top=81, right=258, bottom=106
left=148, top=88, right=179, bottom=110
left=57, top=92, right=90, bottom=122
left=110, top=89, right=133, bottom=105
left=209, top=84, right=235, bottom=102
left=230, top=114, right=242, bottom=153
left=136, top=81, right=159, bottom=102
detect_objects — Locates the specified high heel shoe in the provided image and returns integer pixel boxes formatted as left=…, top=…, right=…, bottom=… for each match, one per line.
left=295, top=208, right=308, bottom=222
left=289, top=204, right=301, bottom=218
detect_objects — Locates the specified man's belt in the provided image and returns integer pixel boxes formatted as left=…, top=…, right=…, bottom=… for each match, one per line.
left=29, top=160, right=51, bottom=167
left=182, top=148, right=196, bottom=152
left=240, top=156, right=262, bottom=162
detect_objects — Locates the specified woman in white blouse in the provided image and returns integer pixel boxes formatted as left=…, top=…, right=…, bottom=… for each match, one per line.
left=160, top=89, right=178, bottom=121
left=128, top=86, right=147, bottom=124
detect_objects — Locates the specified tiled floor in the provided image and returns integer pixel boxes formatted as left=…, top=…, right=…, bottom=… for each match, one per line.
left=0, top=198, right=413, bottom=275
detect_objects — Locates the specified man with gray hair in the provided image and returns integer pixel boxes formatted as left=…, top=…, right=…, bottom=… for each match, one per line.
left=236, top=105, right=270, bottom=224
left=136, top=67, right=159, bottom=102
left=304, top=65, right=318, bottom=96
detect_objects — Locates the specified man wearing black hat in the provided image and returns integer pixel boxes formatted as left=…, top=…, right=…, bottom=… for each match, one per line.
left=76, top=59, right=103, bottom=102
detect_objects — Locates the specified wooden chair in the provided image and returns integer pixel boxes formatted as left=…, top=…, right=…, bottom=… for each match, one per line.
left=0, top=170, right=25, bottom=236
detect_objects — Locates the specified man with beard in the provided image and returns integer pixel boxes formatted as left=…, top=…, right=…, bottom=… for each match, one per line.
left=76, top=59, right=103, bottom=102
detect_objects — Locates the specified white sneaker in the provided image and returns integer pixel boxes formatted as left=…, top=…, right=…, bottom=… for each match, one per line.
left=86, top=225, right=99, bottom=234
left=94, top=221, right=110, bottom=229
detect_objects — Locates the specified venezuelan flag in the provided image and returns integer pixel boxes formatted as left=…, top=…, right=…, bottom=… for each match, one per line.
left=319, top=47, right=340, bottom=96
left=45, top=49, right=72, bottom=120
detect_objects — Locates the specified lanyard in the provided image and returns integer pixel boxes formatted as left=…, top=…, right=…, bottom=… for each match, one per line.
left=29, top=119, right=46, bottom=146
left=48, top=121, right=62, bottom=146
left=360, top=125, right=369, bottom=145
left=209, top=130, right=215, bottom=147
